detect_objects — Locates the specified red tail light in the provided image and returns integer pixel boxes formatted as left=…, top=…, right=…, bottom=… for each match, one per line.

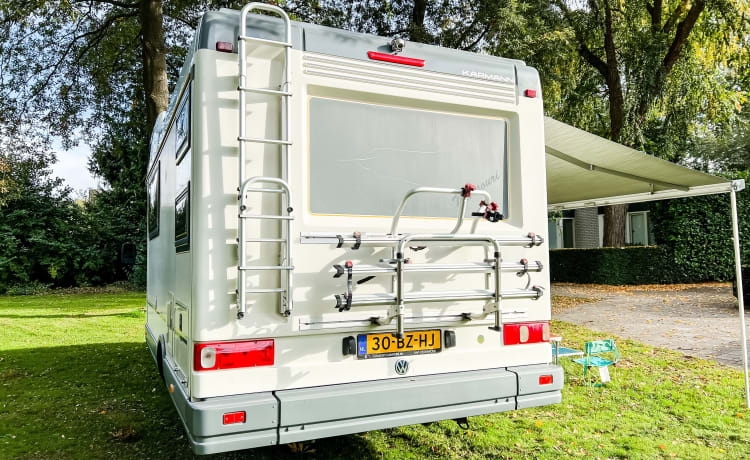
left=367, top=51, right=425, bottom=67
left=194, top=339, right=274, bottom=371
left=504, top=322, right=550, bottom=345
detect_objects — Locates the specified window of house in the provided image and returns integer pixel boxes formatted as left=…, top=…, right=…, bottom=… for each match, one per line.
left=148, top=163, right=160, bottom=240
left=308, top=97, right=509, bottom=218
left=627, top=211, right=649, bottom=245
left=175, top=184, right=190, bottom=253
left=548, top=217, right=575, bottom=249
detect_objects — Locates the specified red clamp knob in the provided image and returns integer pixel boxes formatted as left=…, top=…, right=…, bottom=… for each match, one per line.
left=489, top=201, right=499, bottom=211
left=462, top=183, right=476, bottom=197
left=345, top=261, right=353, bottom=268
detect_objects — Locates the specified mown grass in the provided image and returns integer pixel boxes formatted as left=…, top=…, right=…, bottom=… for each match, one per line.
left=0, top=292, right=748, bottom=459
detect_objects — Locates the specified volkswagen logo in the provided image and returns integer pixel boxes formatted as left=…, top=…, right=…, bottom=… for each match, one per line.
left=394, top=359, right=409, bottom=375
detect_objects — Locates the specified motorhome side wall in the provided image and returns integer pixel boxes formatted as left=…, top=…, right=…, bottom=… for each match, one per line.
left=187, top=12, right=550, bottom=400
left=146, top=75, right=194, bottom=385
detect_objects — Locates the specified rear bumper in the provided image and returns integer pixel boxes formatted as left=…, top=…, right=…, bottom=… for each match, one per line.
left=163, top=361, right=563, bottom=455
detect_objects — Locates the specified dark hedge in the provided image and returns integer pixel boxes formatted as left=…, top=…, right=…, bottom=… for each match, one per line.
left=550, top=190, right=750, bottom=285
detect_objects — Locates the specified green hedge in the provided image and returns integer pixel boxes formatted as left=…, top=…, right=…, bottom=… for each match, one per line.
left=549, top=246, right=675, bottom=284
left=550, top=191, right=750, bottom=285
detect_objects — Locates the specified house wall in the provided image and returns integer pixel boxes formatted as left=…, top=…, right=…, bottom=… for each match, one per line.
left=573, top=208, right=599, bottom=248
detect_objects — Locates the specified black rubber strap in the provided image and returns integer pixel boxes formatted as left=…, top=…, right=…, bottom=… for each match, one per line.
left=352, top=232, right=361, bottom=250
left=336, top=234, right=344, bottom=248
left=357, top=275, right=375, bottom=285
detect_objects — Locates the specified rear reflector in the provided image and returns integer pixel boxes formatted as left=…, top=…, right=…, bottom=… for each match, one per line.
left=223, top=411, right=246, bottom=424
left=194, top=339, right=274, bottom=371
left=503, top=322, right=550, bottom=345
left=524, top=89, right=537, bottom=98
left=539, top=375, right=553, bottom=385
left=216, top=41, right=233, bottom=53
left=367, top=51, right=425, bottom=67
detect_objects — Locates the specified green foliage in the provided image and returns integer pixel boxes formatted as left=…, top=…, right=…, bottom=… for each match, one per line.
left=551, top=192, right=750, bottom=284
left=550, top=246, right=674, bottom=284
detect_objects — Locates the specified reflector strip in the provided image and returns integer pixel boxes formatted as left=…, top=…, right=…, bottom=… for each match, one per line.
left=216, top=41, right=233, bottom=53
left=367, top=51, right=425, bottom=67
left=539, top=375, right=553, bottom=385
left=223, top=411, right=246, bottom=424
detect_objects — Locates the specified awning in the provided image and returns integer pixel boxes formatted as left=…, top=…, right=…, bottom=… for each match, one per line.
left=544, top=117, right=739, bottom=210
left=543, top=116, right=749, bottom=409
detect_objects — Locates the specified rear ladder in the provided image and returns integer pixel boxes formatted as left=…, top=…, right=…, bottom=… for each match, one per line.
left=236, top=3, right=294, bottom=319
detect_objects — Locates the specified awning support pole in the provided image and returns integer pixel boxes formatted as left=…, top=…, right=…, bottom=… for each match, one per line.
left=729, top=185, right=750, bottom=408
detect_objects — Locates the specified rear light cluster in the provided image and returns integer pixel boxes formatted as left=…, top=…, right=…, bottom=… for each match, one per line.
left=539, top=374, right=554, bottom=385
left=503, top=322, right=550, bottom=346
left=194, top=339, right=274, bottom=371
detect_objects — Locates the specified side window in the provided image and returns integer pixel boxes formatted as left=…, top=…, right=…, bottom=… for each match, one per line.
left=175, top=81, right=191, bottom=253
left=175, top=82, right=190, bottom=161
left=148, top=163, right=160, bottom=240
left=175, top=184, right=190, bottom=253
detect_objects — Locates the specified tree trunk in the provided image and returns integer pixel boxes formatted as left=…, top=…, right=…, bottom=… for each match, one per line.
left=139, top=0, right=169, bottom=137
left=602, top=0, right=628, bottom=247
left=410, top=0, right=428, bottom=43
left=603, top=204, right=628, bottom=247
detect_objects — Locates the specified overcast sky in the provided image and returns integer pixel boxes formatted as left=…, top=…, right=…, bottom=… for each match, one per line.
left=50, top=140, right=101, bottom=193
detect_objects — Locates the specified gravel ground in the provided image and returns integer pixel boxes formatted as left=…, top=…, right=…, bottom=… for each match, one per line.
left=552, top=283, right=750, bottom=368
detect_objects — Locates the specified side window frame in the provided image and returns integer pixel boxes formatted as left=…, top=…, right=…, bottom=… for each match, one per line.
left=148, top=162, right=160, bottom=240
left=175, top=183, right=190, bottom=253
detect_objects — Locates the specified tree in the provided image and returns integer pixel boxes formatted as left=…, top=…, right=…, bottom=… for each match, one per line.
left=549, top=0, right=746, bottom=246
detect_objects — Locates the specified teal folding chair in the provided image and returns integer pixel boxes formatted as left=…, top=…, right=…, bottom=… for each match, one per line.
left=572, top=339, right=619, bottom=386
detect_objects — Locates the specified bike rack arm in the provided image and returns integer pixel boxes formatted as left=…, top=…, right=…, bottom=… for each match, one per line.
left=390, top=234, right=502, bottom=337
left=389, top=186, right=493, bottom=235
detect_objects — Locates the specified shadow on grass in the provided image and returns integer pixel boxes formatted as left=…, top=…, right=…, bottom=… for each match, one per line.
left=0, top=311, right=143, bottom=319
left=0, top=342, right=382, bottom=460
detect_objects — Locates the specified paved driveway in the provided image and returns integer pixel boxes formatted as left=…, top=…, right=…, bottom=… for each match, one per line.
left=553, top=283, right=750, bottom=368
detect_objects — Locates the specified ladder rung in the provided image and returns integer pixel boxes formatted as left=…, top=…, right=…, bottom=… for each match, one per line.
left=244, top=288, right=286, bottom=293
left=239, top=86, right=292, bottom=97
left=245, top=238, right=287, bottom=243
left=301, top=232, right=544, bottom=248
left=239, top=266, right=295, bottom=271
left=238, top=137, right=292, bottom=146
left=239, top=214, right=294, bottom=220
left=238, top=35, right=292, bottom=48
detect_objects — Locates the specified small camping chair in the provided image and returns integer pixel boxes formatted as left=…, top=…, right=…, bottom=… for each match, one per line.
left=573, top=339, right=619, bottom=386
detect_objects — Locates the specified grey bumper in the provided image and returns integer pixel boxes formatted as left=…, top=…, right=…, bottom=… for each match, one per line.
left=163, top=363, right=563, bottom=455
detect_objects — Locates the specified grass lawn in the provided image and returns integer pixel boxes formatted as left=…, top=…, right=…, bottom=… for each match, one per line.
left=1, top=292, right=749, bottom=459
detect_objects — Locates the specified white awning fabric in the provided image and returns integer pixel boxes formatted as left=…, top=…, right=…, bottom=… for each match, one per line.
left=544, top=117, right=737, bottom=210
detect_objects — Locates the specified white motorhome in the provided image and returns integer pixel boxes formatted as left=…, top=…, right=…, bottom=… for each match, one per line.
left=145, top=3, right=561, bottom=454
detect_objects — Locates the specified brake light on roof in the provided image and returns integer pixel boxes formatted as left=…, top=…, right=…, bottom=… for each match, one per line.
left=503, top=322, right=550, bottom=345
left=367, top=51, right=425, bottom=67
left=194, top=339, right=274, bottom=371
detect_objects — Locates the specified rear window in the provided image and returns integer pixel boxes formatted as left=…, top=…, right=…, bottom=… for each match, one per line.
left=308, top=97, right=508, bottom=218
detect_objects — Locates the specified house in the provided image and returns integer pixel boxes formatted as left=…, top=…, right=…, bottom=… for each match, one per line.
left=548, top=203, right=654, bottom=248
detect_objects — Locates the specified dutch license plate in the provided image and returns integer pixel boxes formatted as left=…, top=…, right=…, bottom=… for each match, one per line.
left=357, top=329, right=441, bottom=359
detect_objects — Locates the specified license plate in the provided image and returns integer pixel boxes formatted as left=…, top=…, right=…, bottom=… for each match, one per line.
left=357, top=329, right=441, bottom=359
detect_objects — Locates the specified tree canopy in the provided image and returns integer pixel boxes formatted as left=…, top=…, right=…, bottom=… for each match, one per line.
left=0, top=0, right=748, bottom=290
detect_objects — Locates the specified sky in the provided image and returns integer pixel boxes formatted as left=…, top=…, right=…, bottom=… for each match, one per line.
left=50, top=139, right=101, bottom=193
